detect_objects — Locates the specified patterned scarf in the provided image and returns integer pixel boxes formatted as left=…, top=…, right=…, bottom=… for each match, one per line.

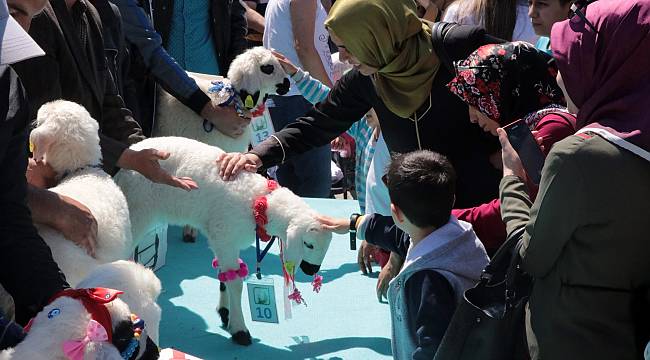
left=447, top=42, right=566, bottom=126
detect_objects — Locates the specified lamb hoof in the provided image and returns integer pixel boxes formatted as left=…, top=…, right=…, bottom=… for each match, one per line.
left=218, top=307, right=229, bottom=327
left=182, top=233, right=196, bottom=243
left=232, top=330, right=252, bottom=346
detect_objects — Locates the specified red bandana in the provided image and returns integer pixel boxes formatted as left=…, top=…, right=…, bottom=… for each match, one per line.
left=253, top=180, right=279, bottom=241
left=43, top=288, right=123, bottom=342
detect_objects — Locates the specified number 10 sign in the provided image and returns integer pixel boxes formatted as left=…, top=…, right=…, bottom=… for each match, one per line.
left=246, top=277, right=279, bottom=323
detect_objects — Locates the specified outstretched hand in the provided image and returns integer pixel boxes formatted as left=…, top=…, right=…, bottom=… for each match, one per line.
left=216, top=152, right=262, bottom=181
left=271, top=50, right=298, bottom=76
left=118, top=148, right=199, bottom=191
left=316, top=214, right=349, bottom=234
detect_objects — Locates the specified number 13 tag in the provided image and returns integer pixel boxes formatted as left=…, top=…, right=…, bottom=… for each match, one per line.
left=246, top=277, right=279, bottom=323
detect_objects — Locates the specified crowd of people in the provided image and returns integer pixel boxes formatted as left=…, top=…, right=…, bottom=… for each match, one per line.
left=1, top=0, right=649, bottom=358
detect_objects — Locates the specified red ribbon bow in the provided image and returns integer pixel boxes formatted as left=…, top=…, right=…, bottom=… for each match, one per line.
left=252, top=180, right=279, bottom=242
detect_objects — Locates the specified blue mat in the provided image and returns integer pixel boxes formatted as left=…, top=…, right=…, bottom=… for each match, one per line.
left=157, top=198, right=393, bottom=360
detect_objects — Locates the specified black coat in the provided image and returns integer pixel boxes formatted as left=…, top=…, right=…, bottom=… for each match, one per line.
left=252, top=25, right=503, bottom=208
left=0, top=67, right=68, bottom=325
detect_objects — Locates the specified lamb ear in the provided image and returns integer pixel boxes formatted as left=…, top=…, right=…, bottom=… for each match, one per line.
left=260, top=64, right=275, bottom=75
left=29, top=128, right=54, bottom=163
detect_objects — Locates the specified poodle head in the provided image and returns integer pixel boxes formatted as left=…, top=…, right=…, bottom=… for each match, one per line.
left=227, top=47, right=290, bottom=111
left=285, top=213, right=333, bottom=276
left=30, top=100, right=102, bottom=176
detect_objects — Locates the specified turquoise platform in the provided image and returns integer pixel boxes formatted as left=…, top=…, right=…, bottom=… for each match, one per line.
left=157, top=198, right=393, bottom=360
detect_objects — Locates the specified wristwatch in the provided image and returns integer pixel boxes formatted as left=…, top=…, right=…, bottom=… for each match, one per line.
left=349, top=213, right=361, bottom=250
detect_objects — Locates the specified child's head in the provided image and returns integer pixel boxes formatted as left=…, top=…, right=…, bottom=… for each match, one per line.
left=385, top=150, right=456, bottom=231
left=528, top=0, right=573, bottom=37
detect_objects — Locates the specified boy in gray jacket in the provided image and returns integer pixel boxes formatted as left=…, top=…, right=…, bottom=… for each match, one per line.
left=320, top=150, right=489, bottom=359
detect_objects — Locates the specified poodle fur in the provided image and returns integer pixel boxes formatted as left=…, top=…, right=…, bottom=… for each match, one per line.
left=30, top=101, right=132, bottom=287
left=0, top=261, right=161, bottom=360
left=113, top=136, right=332, bottom=344
left=154, top=47, right=288, bottom=152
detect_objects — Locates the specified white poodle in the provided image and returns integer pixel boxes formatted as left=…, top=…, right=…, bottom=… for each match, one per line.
left=114, top=136, right=332, bottom=345
left=154, top=46, right=289, bottom=152
left=30, top=100, right=132, bottom=287
left=0, top=261, right=161, bottom=360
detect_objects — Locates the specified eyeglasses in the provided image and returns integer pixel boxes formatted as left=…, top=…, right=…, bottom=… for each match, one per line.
left=568, top=0, right=599, bottom=33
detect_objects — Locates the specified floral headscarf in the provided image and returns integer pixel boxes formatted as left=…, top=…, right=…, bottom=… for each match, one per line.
left=447, top=42, right=566, bottom=127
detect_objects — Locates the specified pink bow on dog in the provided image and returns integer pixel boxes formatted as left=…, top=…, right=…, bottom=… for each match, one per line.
left=62, top=319, right=109, bottom=360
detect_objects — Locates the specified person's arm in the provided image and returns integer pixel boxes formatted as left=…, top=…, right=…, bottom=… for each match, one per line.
left=273, top=51, right=331, bottom=104
left=357, top=214, right=410, bottom=257
left=100, top=74, right=146, bottom=172
left=218, top=69, right=371, bottom=179
left=27, top=186, right=98, bottom=257
left=251, top=70, right=371, bottom=164
left=452, top=199, right=506, bottom=253
left=290, top=0, right=333, bottom=88
left=108, top=0, right=210, bottom=115
left=243, top=1, right=265, bottom=34
left=292, top=68, right=331, bottom=104
left=406, top=270, right=456, bottom=359
left=499, top=130, right=586, bottom=277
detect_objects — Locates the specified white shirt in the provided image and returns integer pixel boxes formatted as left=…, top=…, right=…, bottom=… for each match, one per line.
left=443, top=0, right=538, bottom=44
left=263, top=0, right=334, bottom=96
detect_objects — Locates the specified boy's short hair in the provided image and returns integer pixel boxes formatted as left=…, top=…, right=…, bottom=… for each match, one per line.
left=385, top=150, right=456, bottom=229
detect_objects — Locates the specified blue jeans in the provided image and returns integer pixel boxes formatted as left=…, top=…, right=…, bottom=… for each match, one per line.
left=268, top=95, right=331, bottom=198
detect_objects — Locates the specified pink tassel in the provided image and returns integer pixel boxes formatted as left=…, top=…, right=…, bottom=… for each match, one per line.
left=288, top=288, right=306, bottom=306
left=311, top=275, right=323, bottom=293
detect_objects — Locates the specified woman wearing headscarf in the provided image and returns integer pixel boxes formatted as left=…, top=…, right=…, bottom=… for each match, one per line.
left=447, top=41, right=576, bottom=253
left=498, top=0, right=650, bottom=358
left=218, top=0, right=504, bottom=209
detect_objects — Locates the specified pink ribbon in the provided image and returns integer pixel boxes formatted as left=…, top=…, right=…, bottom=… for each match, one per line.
left=62, top=319, right=108, bottom=360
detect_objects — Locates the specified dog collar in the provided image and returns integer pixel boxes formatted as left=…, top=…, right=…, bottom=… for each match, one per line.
left=252, top=180, right=279, bottom=242
left=48, top=288, right=123, bottom=342
left=59, top=164, right=103, bottom=181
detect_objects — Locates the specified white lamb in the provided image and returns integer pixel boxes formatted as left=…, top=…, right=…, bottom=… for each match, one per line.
left=30, top=100, right=131, bottom=287
left=154, top=46, right=289, bottom=152
left=114, top=136, right=332, bottom=345
left=0, top=260, right=162, bottom=360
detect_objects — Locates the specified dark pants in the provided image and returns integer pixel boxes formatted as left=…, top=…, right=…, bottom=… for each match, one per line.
left=268, top=95, right=331, bottom=198
left=0, top=310, right=25, bottom=350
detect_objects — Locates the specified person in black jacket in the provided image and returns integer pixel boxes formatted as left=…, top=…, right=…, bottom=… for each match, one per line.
left=218, top=0, right=504, bottom=209
left=0, top=0, right=69, bottom=333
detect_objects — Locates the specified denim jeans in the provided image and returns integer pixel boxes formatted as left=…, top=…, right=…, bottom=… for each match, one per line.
left=268, top=95, right=331, bottom=198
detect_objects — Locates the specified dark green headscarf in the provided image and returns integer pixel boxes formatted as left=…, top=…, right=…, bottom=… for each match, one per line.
left=325, top=0, right=439, bottom=118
